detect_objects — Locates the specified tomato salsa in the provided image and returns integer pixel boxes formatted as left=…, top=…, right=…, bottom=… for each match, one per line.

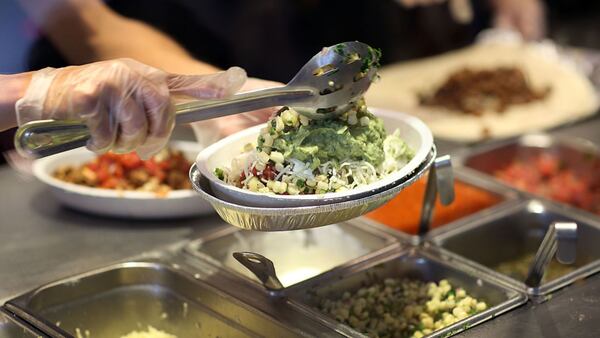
left=494, top=152, right=600, bottom=215
left=53, top=148, right=192, bottom=196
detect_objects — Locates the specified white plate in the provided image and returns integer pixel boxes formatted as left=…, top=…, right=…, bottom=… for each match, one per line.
left=196, top=108, right=433, bottom=208
left=33, top=141, right=212, bottom=219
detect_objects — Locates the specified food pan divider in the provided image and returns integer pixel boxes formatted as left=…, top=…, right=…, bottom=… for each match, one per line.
left=429, top=199, right=600, bottom=297
left=283, top=246, right=527, bottom=338
left=423, top=197, right=525, bottom=241
left=347, top=217, right=422, bottom=245
left=4, top=258, right=319, bottom=338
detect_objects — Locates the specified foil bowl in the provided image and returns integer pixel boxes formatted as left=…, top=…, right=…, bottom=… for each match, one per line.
left=196, top=108, right=434, bottom=208
left=190, top=146, right=436, bottom=231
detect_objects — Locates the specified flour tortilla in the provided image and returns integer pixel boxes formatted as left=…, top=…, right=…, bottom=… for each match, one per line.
left=366, top=43, right=599, bottom=142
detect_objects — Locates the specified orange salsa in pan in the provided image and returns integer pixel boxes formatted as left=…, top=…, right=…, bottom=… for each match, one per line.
left=366, top=177, right=501, bottom=234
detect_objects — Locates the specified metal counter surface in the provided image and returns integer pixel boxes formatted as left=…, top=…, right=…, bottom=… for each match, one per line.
left=458, top=273, right=600, bottom=338
left=0, top=167, right=225, bottom=299
left=1, top=118, right=600, bottom=337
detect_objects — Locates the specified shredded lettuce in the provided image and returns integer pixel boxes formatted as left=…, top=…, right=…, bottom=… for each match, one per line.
left=215, top=101, right=414, bottom=194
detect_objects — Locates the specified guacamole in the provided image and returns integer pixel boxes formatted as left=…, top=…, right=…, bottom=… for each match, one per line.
left=219, top=99, right=413, bottom=195
left=266, top=109, right=386, bottom=168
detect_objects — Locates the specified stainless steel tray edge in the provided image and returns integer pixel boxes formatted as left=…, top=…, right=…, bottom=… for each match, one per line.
left=452, top=168, right=521, bottom=200
left=0, top=307, right=49, bottom=338
left=348, top=216, right=422, bottom=245
left=3, top=303, right=70, bottom=338
left=6, top=260, right=173, bottom=307
left=423, top=198, right=526, bottom=241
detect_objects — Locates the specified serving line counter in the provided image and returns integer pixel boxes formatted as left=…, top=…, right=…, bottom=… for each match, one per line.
left=1, top=116, right=600, bottom=337
left=0, top=125, right=224, bottom=298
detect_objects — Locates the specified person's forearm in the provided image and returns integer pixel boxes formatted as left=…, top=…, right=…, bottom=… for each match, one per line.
left=19, top=0, right=219, bottom=75
left=0, top=73, right=32, bottom=131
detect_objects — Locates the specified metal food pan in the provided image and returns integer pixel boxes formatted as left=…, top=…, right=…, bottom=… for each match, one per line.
left=6, top=261, right=303, bottom=338
left=431, top=199, right=600, bottom=296
left=454, top=133, right=600, bottom=218
left=0, top=308, right=46, bottom=338
left=185, top=222, right=400, bottom=288
left=285, top=248, right=526, bottom=338
left=355, top=169, right=520, bottom=243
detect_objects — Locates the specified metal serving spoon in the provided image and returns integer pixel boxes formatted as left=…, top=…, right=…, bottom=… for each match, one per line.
left=15, top=41, right=380, bottom=158
left=525, top=222, right=577, bottom=288
left=233, top=251, right=284, bottom=293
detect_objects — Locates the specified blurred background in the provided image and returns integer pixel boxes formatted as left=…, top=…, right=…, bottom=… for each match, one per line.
left=1, top=0, right=599, bottom=75
left=1, top=0, right=599, bottom=163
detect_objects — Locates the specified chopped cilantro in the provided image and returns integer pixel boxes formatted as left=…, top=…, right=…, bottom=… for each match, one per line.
left=334, top=43, right=346, bottom=56
left=361, top=46, right=382, bottom=73
left=214, top=168, right=225, bottom=180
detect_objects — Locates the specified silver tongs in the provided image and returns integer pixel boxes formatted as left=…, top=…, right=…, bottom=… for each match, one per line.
left=15, top=41, right=380, bottom=158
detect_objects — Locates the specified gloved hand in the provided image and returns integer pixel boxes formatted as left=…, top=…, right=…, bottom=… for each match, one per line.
left=191, top=77, right=283, bottom=147
left=15, top=58, right=246, bottom=158
left=491, top=0, right=546, bottom=40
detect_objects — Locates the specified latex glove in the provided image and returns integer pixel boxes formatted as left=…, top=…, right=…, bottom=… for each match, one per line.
left=491, top=0, right=546, bottom=40
left=191, top=78, right=283, bottom=147
left=16, top=58, right=246, bottom=158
